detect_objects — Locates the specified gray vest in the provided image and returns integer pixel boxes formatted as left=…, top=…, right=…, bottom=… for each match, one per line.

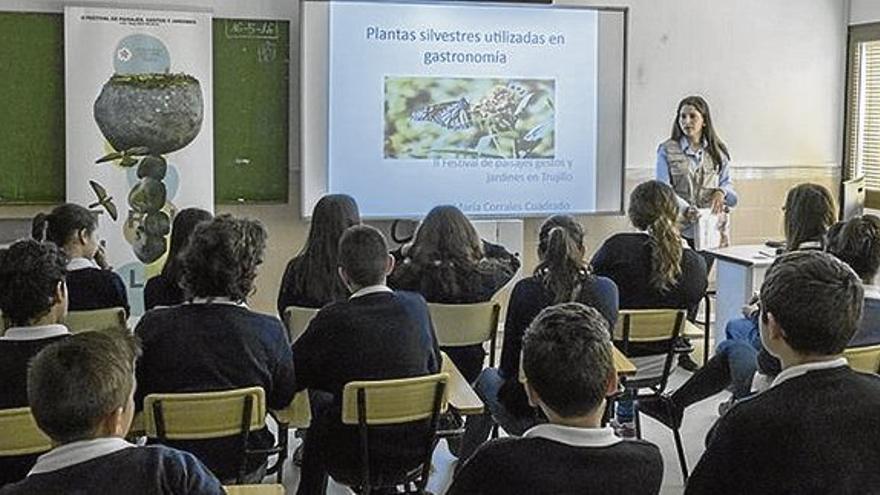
left=661, top=139, right=721, bottom=209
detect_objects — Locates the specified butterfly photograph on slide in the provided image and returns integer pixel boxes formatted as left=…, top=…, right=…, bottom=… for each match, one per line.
left=384, top=77, right=555, bottom=160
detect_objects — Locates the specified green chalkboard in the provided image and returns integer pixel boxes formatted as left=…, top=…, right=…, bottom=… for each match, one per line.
left=213, top=19, right=290, bottom=203
left=0, top=13, right=65, bottom=204
left=0, top=14, right=290, bottom=205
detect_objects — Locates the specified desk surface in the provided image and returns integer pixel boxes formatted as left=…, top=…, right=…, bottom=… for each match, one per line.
left=612, top=347, right=637, bottom=376
left=709, top=244, right=776, bottom=267
left=441, top=352, right=484, bottom=415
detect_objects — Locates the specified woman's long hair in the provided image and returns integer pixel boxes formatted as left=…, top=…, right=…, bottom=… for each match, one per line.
left=535, top=215, right=591, bottom=304
left=670, top=95, right=730, bottom=171
left=161, top=208, right=213, bottom=287
left=783, top=183, right=836, bottom=251
left=290, top=194, right=360, bottom=303
left=628, top=181, right=683, bottom=293
left=32, top=203, right=98, bottom=249
left=405, top=205, right=485, bottom=299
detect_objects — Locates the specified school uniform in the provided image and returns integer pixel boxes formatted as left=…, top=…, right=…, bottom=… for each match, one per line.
left=389, top=240, right=520, bottom=382
left=143, top=273, right=184, bottom=311
left=0, top=324, right=70, bottom=486
left=291, top=286, right=440, bottom=495
left=686, top=360, right=880, bottom=494
left=591, top=232, right=707, bottom=324
left=460, top=274, right=619, bottom=460
left=65, top=258, right=129, bottom=315
left=0, top=438, right=223, bottom=495
left=448, top=424, right=663, bottom=495
left=134, top=300, right=296, bottom=481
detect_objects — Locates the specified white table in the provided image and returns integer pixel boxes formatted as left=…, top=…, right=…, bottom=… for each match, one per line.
left=708, top=244, right=776, bottom=343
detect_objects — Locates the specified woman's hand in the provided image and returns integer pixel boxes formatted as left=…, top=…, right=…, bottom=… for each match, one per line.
left=94, top=242, right=111, bottom=270
left=710, top=190, right=726, bottom=214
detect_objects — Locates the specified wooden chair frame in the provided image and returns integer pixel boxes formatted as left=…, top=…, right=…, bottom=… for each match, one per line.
left=341, top=374, right=448, bottom=495
left=63, top=307, right=127, bottom=334
left=428, top=302, right=501, bottom=367
left=144, top=387, right=288, bottom=485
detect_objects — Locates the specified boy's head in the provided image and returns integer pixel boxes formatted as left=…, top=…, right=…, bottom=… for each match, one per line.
left=28, top=329, right=141, bottom=443
left=522, top=303, right=616, bottom=421
left=181, top=214, right=267, bottom=302
left=760, top=251, right=863, bottom=362
left=337, top=225, right=393, bottom=290
left=0, top=239, right=68, bottom=327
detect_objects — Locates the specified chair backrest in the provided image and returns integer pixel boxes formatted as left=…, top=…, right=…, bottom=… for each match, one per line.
left=342, top=373, right=449, bottom=426
left=63, top=307, right=127, bottom=334
left=224, top=485, right=285, bottom=495
left=0, top=407, right=52, bottom=457
left=428, top=302, right=500, bottom=347
left=143, top=387, right=266, bottom=440
left=283, top=306, right=319, bottom=344
left=844, top=344, right=880, bottom=373
left=612, top=309, right=685, bottom=343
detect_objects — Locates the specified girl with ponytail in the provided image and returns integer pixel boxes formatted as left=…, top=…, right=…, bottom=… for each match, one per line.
left=593, top=181, right=707, bottom=317
left=32, top=203, right=128, bottom=315
left=459, top=214, right=618, bottom=460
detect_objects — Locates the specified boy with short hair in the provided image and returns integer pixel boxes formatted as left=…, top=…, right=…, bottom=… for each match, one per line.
left=292, top=225, right=441, bottom=494
left=448, top=303, right=663, bottom=495
left=0, top=329, right=223, bottom=494
left=686, top=251, right=880, bottom=493
left=0, top=239, right=71, bottom=484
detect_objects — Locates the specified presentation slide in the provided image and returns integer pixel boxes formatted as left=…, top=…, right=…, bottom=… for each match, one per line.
left=303, top=1, right=625, bottom=219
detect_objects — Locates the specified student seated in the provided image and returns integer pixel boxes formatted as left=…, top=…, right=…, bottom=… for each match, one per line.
left=0, top=240, right=71, bottom=485
left=640, top=184, right=842, bottom=425
left=460, top=215, right=618, bottom=460
left=389, top=204, right=519, bottom=382
left=0, top=330, right=223, bottom=495
left=143, top=207, right=212, bottom=310
left=32, top=203, right=129, bottom=314
left=292, top=225, right=441, bottom=495
left=134, top=214, right=296, bottom=482
left=277, top=194, right=360, bottom=315
left=685, top=251, right=880, bottom=494
left=448, top=303, right=663, bottom=495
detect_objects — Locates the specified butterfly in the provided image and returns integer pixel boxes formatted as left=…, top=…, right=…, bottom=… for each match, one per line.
left=411, top=97, right=472, bottom=130
left=88, top=180, right=119, bottom=221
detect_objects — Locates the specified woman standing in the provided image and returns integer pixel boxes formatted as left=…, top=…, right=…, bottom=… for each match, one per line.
left=657, top=96, right=737, bottom=246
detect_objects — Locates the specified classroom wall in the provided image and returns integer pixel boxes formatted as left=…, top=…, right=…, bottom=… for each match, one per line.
left=851, top=0, right=880, bottom=25
left=0, top=0, right=848, bottom=314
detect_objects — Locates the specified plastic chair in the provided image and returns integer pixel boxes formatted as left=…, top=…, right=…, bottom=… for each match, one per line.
left=63, top=307, right=127, bottom=334
left=611, top=308, right=689, bottom=482
left=0, top=407, right=52, bottom=458
left=143, top=387, right=288, bottom=484
left=428, top=302, right=501, bottom=367
left=338, top=373, right=449, bottom=494
left=223, top=485, right=285, bottom=495
left=844, top=344, right=880, bottom=373
left=282, top=306, right=319, bottom=344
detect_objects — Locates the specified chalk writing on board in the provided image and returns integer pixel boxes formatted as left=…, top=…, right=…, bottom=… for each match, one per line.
left=225, top=20, right=279, bottom=40
left=257, top=41, right=277, bottom=63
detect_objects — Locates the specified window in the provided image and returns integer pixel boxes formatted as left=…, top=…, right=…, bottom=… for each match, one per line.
left=845, top=23, right=880, bottom=206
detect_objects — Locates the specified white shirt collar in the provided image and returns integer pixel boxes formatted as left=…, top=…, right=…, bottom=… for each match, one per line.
left=29, top=437, right=133, bottom=475
left=770, top=357, right=849, bottom=388
left=349, top=285, right=393, bottom=300
left=66, top=257, right=99, bottom=271
left=795, top=240, right=823, bottom=250
left=864, top=284, right=880, bottom=300
left=187, top=297, right=248, bottom=308
left=0, top=324, right=69, bottom=342
left=522, top=424, right=622, bottom=448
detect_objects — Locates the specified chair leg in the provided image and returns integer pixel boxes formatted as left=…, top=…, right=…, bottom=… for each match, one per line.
left=672, top=427, right=689, bottom=483
left=633, top=401, right=642, bottom=440
left=703, top=294, right=712, bottom=365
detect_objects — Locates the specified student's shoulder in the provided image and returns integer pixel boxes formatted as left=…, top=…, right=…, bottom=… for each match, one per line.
left=128, top=445, right=223, bottom=491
